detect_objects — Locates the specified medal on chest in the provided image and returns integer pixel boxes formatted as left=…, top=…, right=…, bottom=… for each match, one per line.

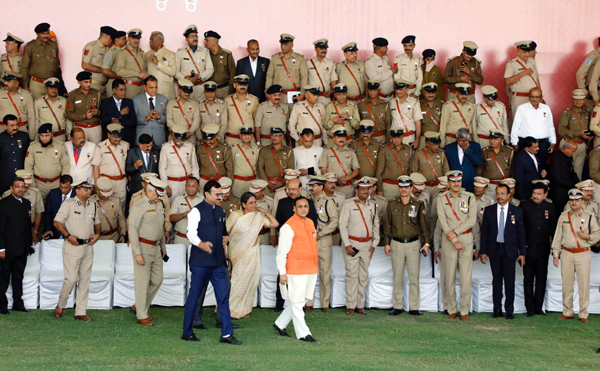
left=219, top=56, right=224, bottom=63
left=408, top=205, right=416, bottom=218
left=459, top=201, right=468, bottom=213
left=17, top=140, right=22, bottom=148
left=216, top=150, right=221, bottom=159
left=511, top=214, right=515, bottom=224
left=282, top=152, right=287, bottom=160
left=230, top=204, right=237, bottom=213
left=54, top=149, right=58, bottom=158
left=545, top=210, right=549, bottom=219
left=261, top=63, right=266, bottom=72
left=291, top=59, right=297, bottom=67
left=436, top=156, right=441, bottom=163
left=153, top=154, right=157, bottom=163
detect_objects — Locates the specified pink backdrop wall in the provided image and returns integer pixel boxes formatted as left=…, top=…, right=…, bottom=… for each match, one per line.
left=2, top=0, right=600, bottom=126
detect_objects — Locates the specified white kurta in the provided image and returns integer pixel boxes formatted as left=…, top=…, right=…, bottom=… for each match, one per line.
left=293, top=146, right=324, bottom=190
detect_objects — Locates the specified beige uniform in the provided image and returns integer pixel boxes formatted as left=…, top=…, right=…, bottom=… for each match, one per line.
left=307, top=56, right=338, bottom=105
left=255, top=101, right=290, bottom=146
left=231, top=142, right=260, bottom=197
left=54, top=197, right=100, bottom=316
left=389, top=96, right=423, bottom=146
left=175, top=46, right=214, bottom=102
left=357, top=99, right=391, bottom=144
left=325, top=191, right=345, bottom=246
left=24, top=140, right=69, bottom=201
left=146, top=47, right=177, bottom=100
left=224, top=93, right=258, bottom=146
left=34, top=95, right=70, bottom=142
left=552, top=209, right=600, bottom=320
left=158, top=141, right=200, bottom=202
left=439, top=98, right=477, bottom=147
left=21, top=39, right=60, bottom=99
left=90, top=194, right=126, bottom=242
left=0, top=52, right=23, bottom=81
left=392, top=54, right=423, bottom=97
left=101, top=46, right=124, bottom=97
left=1, top=187, right=44, bottom=224
left=475, top=101, right=509, bottom=148
left=166, top=97, right=200, bottom=144
left=562, top=200, right=600, bottom=225
left=339, top=197, right=380, bottom=309
left=113, top=45, right=147, bottom=99
left=350, top=138, right=381, bottom=179
left=323, top=102, right=360, bottom=147
left=129, top=189, right=172, bottom=232
left=171, top=192, right=204, bottom=246
left=66, top=87, right=102, bottom=144
left=0, top=88, right=35, bottom=139
left=558, top=105, right=590, bottom=180
left=478, top=145, right=514, bottom=198
left=443, top=55, right=483, bottom=104
left=366, top=53, right=395, bottom=97
left=128, top=195, right=166, bottom=320
left=589, top=144, right=600, bottom=203
left=436, top=190, right=477, bottom=316
left=288, top=101, right=326, bottom=147
left=418, top=99, right=443, bottom=149
left=376, top=143, right=413, bottom=199
left=196, top=99, right=228, bottom=143
left=411, top=148, right=449, bottom=198
left=257, top=144, right=295, bottom=198
left=92, top=139, right=129, bottom=206
left=197, top=142, right=233, bottom=189
left=265, top=52, right=309, bottom=104
left=82, top=39, right=109, bottom=97
left=336, top=60, right=367, bottom=100
left=579, top=49, right=600, bottom=111
left=504, top=57, right=540, bottom=125
left=319, top=146, right=360, bottom=199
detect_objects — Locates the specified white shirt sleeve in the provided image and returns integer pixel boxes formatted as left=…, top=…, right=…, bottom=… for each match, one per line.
left=276, top=224, right=294, bottom=275
left=546, top=107, right=556, bottom=144
left=186, top=208, right=202, bottom=246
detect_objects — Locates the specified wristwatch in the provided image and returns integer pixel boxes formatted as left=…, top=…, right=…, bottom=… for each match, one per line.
left=65, top=234, right=71, bottom=239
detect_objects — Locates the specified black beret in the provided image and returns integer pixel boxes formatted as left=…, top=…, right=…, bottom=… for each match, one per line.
left=204, top=30, right=221, bottom=39
left=401, top=35, right=416, bottom=44
left=76, top=71, right=92, bottom=81
left=422, top=49, right=436, bottom=59
left=100, top=26, right=117, bottom=37
left=266, top=84, right=282, bottom=94
left=113, top=30, right=126, bottom=39
left=34, top=23, right=50, bottom=33
left=372, top=37, right=388, bottom=47
left=38, top=123, right=53, bottom=134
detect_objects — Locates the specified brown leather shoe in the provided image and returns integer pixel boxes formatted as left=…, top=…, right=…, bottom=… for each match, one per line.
left=321, top=307, right=330, bottom=313
left=138, top=318, right=154, bottom=326
left=580, top=318, right=589, bottom=323
left=305, top=306, right=313, bottom=313
left=74, top=315, right=93, bottom=321
left=557, top=315, right=574, bottom=320
left=356, top=308, right=367, bottom=315
left=54, top=306, right=63, bottom=318
left=346, top=308, right=355, bottom=315
left=447, top=313, right=458, bottom=319
left=460, top=315, right=469, bottom=321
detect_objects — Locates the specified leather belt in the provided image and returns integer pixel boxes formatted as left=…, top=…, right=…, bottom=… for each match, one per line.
left=563, top=246, right=589, bottom=253
left=489, top=180, right=501, bottom=185
left=75, top=122, right=100, bottom=128
left=408, top=84, right=416, bottom=89
left=372, top=130, right=386, bottom=137
left=125, top=79, right=144, bottom=86
left=339, top=180, right=353, bottom=187
left=194, top=81, right=205, bottom=86
left=216, top=82, right=229, bottom=89
left=139, top=237, right=159, bottom=246
left=349, top=236, right=371, bottom=242
left=17, top=121, right=27, bottom=127
left=234, top=175, right=256, bottom=181
left=281, top=88, right=300, bottom=93
left=167, top=175, right=190, bottom=182
left=572, top=139, right=585, bottom=144
left=450, top=89, right=475, bottom=96
left=101, top=228, right=117, bottom=237
left=34, top=174, right=60, bottom=183
left=30, top=76, right=45, bottom=83
left=446, top=133, right=458, bottom=138
left=260, top=134, right=271, bottom=139
left=226, top=133, right=240, bottom=139
left=259, top=228, right=269, bottom=235
left=461, top=229, right=472, bottom=235
left=383, top=179, right=398, bottom=185
left=318, top=92, right=326, bottom=96
left=347, top=95, right=364, bottom=101
left=378, top=93, right=392, bottom=98
left=268, top=176, right=283, bottom=182
left=102, top=174, right=126, bottom=181
left=424, top=181, right=440, bottom=186
left=53, top=130, right=66, bottom=137
left=403, top=131, right=415, bottom=137
left=176, top=231, right=188, bottom=238
left=332, top=228, right=340, bottom=235
left=329, top=135, right=354, bottom=141
left=513, top=92, right=529, bottom=97
left=392, top=236, right=419, bottom=243
left=200, top=175, right=223, bottom=181
left=478, top=134, right=490, bottom=139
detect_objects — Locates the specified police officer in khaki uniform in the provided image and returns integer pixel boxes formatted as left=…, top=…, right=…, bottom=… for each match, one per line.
left=2, top=170, right=44, bottom=244
left=319, top=125, right=360, bottom=199
left=339, top=176, right=380, bottom=315
left=410, top=172, right=431, bottom=210
left=101, top=30, right=127, bottom=98
left=440, top=83, right=477, bottom=147
left=565, top=180, right=600, bottom=224
left=90, top=176, right=126, bottom=243
left=472, top=176, right=494, bottom=259
left=197, top=81, right=228, bottom=143
left=323, top=83, right=360, bottom=147
left=350, top=120, right=381, bottom=179
left=436, top=170, right=477, bottom=320
left=411, top=132, right=448, bottom=198
left=21, top=23, right=60, bottom=99
left=160, top=124, right=200, bottom=202
left=167, top=79, right=200, bottom=144
left=390, top=79, right=423, bottom=148
left=476, top=86, right=509, bottom=149
left=418, top=82, right=443, bottom=149
left=129, top=177, right=168, bottom=326
left=219, top=177, right=240, bottom=218
left=92, top=123, right=129, bottom=207
left=53, top=179, right=100, bottom=321
left=576, top=38, right=600, bottom=111
left=478, top=130, right=514, bottom=198
left=0, top=73, right=35, bottom=139
left=204, top=30, right=235, bottom=98
left=376, top=127, right=412, bottom=199
left=82, top=26, right=115, bottom=99
left=170, top=177, right=203, bottom=246
left=265, top=34, right=308, bottom=104
left=113, top=29, right=148, bottom=99
left=146, top=31, right=176, bottom=100
left=249, top=179, right=273, bottom=246
left=366, top=38, right=396, bottom=99
left=197, top=123, right=232, bottom=189
left=0, top=33, right=24, bottom=83
left=255, top=84, right=290, bottom=146
left=392, top=36, right=423, bottom=98
left=257, top=127, right=295, bottom=197
left=443, top=41, right=483, bottom=104
left=66, top=71, right=102, bottom=144
left=337, top=43, right=367, bottom=102
left=129, top=172, right=172, bottom=238
left=383, top=175, right=430, bottom=316
left=322, top=172, right=345, bottom=246
left=558, top=89, right=591, bottom=180
left=225, top=74, right=258, bottom=146
left=289, top=85, right=327, bottom=147
left=34, top=78, right=70, bottom=142
left=307, top=39, right=338, bottom=105
left=505, top=41, right=540, bottom=126
left=231, top=126, right=259, bottom=196
left=176, top=25, right=214, bottom=103
left=24, top=123, right=69, bottom=202
left=358, top=80, right=391, bottom=144
left=552, top=188, right=600, bottom=323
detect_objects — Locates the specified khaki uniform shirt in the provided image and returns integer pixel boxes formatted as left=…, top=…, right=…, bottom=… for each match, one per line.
left=436, top=190, right=477, bottom=243
left=478, top=145, right=514, bottom=180
left=265, top=51, right=309, bottom=94
left=159, top=141, right=200, bottom=179
left=129, top=196, right=166, bottom=255
left=366, top=53, right=395, bottom=96
left=504, top=56, right=539, bottom=95
left=24, top=140, right=69, bottom=179
left=439, top=98, right=477, bottom=146
left=90, top=194, right=126, bottom=236
left=101, top=46, right=123, bottom=74
left=307, top=56, right=337, bottom=93
left=146, top=47, right=177, bottom=99
left=339, top=197, right=380, bottom=246
left=411, top=149, right=449, bottom=183
left=419, top=99, right=443, bottom=134
left=197, top=99, right=228, bottom=142
left=167, top=97, right=200, bottom=136
left=222, top=195, right=241, bottom=219
left=376, top=143, right=412, bottom=188
left=225, top=93, right=259, bottom=136
left=551, top=209, right=600, bottom=257
left=382, top=197, right=429, bottom=245
left=576, top=48, right=600, bottom=92
left=442, top=55, right=484, bottom=93
left=2, top=187, right=44, bottom=223
left=558, top=105, right=590, bottom=139
left=357, top=99, right=391, bottom=138
left=129, top=189, right=171, bottom=231
left=113, top=45, right=146, bottom=82
left=209, top=47, right=236, bottom=93
left=319, top=146, right=359, bottom=182
left=0, top=88, right=35, bottom=139
left=21, top=39, right=60, bottom=88
left=257, top=144, right=295, bottom=181
left=255, top=100, right=290, bottom=139
left=54, top=197, right=100, bottom=239
left=0, top=53, right=23, bottom=81
left=66, top=88, right=102, bottom=124
left=336, top=60, right=367, bottom=98
left=392, top=53, right=423, bottom=95
left=175, top=46, right=214, bottom=82
left=589, top=144, right=600, bottom=184
left=92, top=139, right=129, bottom=177
left=421, top=65, right=444, bottom=101
left=34, top=95, right=71, bottom=140
left=562, top=200, right=600, bottom=224
left=473, top=195, right=494, bottom=250
left=197, top=142, right=233, bottom=179
left=323, top=102, right=360, bottom=138
left=476, top=101, right=509, bottom=137
left=82, top=39, right=109, bottom=85
left=231, top=142, right=259, bottom=178
left=312, top=193, right=339, bottom=238
left=389, top=96, right=423, bottom=134
left=171, top=193, right=204, bottom=235
left=350, top=138, right=381, bottom=178
left=288, top=101, right=326, bottom=146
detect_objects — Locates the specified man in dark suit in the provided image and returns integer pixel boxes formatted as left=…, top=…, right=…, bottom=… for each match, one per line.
left=548, top=139, right=579, bottom=212
left=125, top=134, right=160, bottom=196
left=514, top=136, right=547, bottom=201
left=445, top=128, right=482, bottom=193
left=480, top=183, right=526, bottom=319
left=42, top=175, right=75, bottom=240
left=236, top=40, right=270, bottom=102
left=520, top=181, right=557, bottom=316
left=0, top=177, right=34, bottom=314
left=101, top=79, right=138, bottom=145
left=132, top=76, right=168, bottom=146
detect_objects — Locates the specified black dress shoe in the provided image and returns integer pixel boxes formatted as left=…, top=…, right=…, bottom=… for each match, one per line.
left=273, top=323, right=290, bottom=337
left=526, top=312, right=534, bottom=317
left=300, top=335, right=317, bottom=343
left=441, top=310, right=449, bottom=316
left=192, top=324, right=207, bottom=330
left=535, top=309, right=547, bottom=316
left=389, top=308, right=404, bottom=316
left=506, top=314, right=514, bottom=320
left=0, top=309, right=9, bottom=315
left=12, top=307, right=30, bottom=313
left=129, top=307, right=136, bottom=315
left=216, top=323, right=239, bottom=329
left=181, top=334, right=200, bottom=342
left=272, top=307, right=284, bottom=313
left=220, top=335, right=243, bottom=345
left=409, top=310, right=423, bottom=316
left=491, top=312, right=504, bottom=318
left=597, top=347, right=600, bottom=354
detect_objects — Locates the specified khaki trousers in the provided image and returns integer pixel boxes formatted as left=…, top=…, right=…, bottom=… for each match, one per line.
left=190, top=85, right=205, bottom=103
left=382, top=182, right=400, bottom=200
left=100, top=230, right=119, bottom=243
left=125, top=84, right=144, bottom=100
left=133, top=242, right=164, bottom=320
left=559, top=139, right=586, bottom=180
left=307, top=235, right=333, bottom=308
left=485, top=183, right=498, bottom=200
left=174, top=234, right=190, bottom=247
left=29, top=78, right=46, bottom=100
left=441, top=233, right=473, bottom=316
left=343, top=240, right=372, bottom=309
left=80, top=126, right=103, bottom=145
left=337, top=185, right=354, bottom=199
left=390, top=239, right=421, bottom=310
left=560, top=249, right=591, bottom=319
left=34, top=178, right=59, bottom=204
left=424, top=185, right=440, bottom=200
left=232, top=178, right=253, bottom=198
left=478, top=137, right=490, bottom=149
left=106, top=79, right=115, bottom=98
left=58, top=242, right=94, bottom=316
left=167, top=179, right=186, bottom=204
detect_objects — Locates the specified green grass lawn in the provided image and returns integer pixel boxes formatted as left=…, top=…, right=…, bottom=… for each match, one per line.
left=1, top=307, right=599, bottom=370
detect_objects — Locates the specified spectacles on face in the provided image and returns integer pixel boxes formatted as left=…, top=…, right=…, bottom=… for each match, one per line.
left=188, top=35, right=198, bottom=39
left=296, top=204, right=309, bottom=209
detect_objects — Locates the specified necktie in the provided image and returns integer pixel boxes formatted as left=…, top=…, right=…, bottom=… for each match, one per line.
left=149, top=97, right=155, bottom=111
left=497, top=207, right=505, bottom=243
left=145, top=152, right=150, bottom=168
left=117, top=100, right=121, bottom=111
left=74, top=148, right=81, bottom=164
left=62, top=195, right=66, bottom=203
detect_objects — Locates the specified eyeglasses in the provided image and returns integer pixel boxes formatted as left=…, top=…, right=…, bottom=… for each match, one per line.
left=188, top=35, right=198, bottom=39
left=296, top=205, right=309, bottom=209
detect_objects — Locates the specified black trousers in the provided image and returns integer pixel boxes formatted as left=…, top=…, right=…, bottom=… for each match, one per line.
left=193, top=265, right=231, bottom=326
left=275, top=274, right=285, bottom=309
left=523, top=253, right=549, bottom=313
left=0, top=254, right=28, bottom=310
left=490, top=244, right=516, bottom=315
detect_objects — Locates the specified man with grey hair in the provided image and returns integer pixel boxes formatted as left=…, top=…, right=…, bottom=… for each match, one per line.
left=146, top=31, right=176, bottom=99
left=444, top=127, right=483, bottom=193
left=549, top=139, right=580, bottom=212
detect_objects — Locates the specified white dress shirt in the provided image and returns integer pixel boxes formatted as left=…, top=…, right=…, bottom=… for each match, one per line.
left=458, top=146, right=464, bottom=165
left=293, top=145, right=324, bottom=189
left=113, top=96, right=122, bottom=111
left=249, top=57, right=258, bottom=77
left=496, top=203, right=509, bottom=228
left=511, top=102, right=556, bottom=145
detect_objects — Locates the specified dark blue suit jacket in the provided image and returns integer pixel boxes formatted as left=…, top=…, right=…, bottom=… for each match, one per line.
left=101, top=96, right=137, bottom=145
left=513, top=149, right=542, bottom=201
left=44, top=188, right=75, bottom=239
left=125, top=145, right=161, bottom=195
left=236, top=56, right=270, bottom=102
left=445, top=141, right=483, bottom=193
left=480, top=203, right=526, bottom=260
